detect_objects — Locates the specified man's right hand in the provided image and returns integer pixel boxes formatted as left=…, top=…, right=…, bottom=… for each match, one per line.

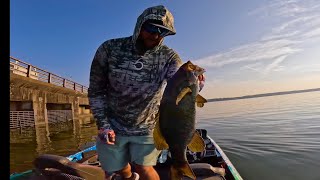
left=198, top=74, right=205, bottom=92
left=98, top=128, right=116, bottom=145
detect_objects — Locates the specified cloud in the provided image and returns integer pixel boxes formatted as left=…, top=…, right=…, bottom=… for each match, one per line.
left=247, top=0, right=307, bottom=19
left=302, top=27, right=320, bottom=38
left=195, top=0, right=320, bottom=77
left=289, top=64, right=320, bottom=73
left=262, top=55, right=288, bottom=74
left=195, top=39, right=301, bottom=68
left=241, top=62, right=263, bottom=72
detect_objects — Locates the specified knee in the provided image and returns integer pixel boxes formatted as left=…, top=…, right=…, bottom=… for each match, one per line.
left=133, top=164, right=153, bottom=174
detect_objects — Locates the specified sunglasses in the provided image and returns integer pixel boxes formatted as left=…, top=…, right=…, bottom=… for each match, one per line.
left=142, top=23, right=171, bottom=37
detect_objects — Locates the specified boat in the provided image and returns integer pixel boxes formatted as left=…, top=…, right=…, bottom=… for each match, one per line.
left=10, top=129, right=243, bottom=180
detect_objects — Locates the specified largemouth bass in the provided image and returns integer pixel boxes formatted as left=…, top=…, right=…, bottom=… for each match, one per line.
left=154, top=61, right=207, bottom=180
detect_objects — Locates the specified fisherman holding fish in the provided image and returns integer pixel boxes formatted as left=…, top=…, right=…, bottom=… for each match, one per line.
left=89, top=5, right=206, bottom=180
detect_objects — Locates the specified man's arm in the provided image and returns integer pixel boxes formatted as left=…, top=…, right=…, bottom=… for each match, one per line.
left=88, top=44, right=112, bottom=130
left=165, top=52, right=183, bottom=80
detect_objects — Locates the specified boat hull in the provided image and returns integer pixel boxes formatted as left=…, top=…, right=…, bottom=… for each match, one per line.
left=10, top=129, right=243, bottom=180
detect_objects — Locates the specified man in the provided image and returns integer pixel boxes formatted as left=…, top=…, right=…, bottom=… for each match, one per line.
left=88, top=5, right=182, bottom=180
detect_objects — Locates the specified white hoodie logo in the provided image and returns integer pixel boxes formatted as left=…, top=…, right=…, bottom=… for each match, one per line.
left=132, top=58, right=144, bottom=70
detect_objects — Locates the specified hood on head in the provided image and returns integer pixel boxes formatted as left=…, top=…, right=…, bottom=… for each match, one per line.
left=132, top=5, right=176, bottom=45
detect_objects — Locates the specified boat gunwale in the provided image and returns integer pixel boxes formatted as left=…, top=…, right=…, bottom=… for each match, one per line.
left=208, top=136, right=243, bottom=180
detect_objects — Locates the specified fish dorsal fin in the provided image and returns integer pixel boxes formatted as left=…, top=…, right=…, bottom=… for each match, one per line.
left=153, top=114, right=169, bottom=150
left=176, top=87, right=192, bottom=105
left=187, top=131, right=205, bottom=152
left=196, top=94, right=207, bottom=108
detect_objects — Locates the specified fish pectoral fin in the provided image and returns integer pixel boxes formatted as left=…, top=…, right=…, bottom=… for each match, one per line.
left=176, top=87, right=192, bottom=105
left=187, top=131, right=205, bottom=152
left=196, top=94, right=207, bottom=108
left=171, top=163, right=196, bottom=180
left=153, top=115, right=169, bottom=150
left=196, top=102, right=204, bottom=107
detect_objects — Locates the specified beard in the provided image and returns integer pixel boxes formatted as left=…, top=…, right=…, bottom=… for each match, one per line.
left=135, top=36, right=162, bottom=54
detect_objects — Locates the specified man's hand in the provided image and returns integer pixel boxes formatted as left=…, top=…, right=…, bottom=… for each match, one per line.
left=98, top=128, right=116, bottom=145
left=198, top=74, right=205, bottom=92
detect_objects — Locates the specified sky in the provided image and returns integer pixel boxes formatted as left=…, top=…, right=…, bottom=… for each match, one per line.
left=10, top=0, right=320, bottom=98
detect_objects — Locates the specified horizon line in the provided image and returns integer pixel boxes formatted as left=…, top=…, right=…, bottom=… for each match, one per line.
left=207, top=87, right=320, bottom=102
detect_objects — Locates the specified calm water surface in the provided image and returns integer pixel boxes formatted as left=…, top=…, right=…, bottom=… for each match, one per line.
left=10, top=91, right=320, bottom=180
left=197, top=91, right=320, bottom=180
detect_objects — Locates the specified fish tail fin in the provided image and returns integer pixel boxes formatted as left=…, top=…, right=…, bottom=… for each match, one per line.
left=170, top=163, right=196, bottom=180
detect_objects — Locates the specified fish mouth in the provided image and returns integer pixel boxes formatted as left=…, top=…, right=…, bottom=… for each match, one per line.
left=199, top=67, right=206, bottom=74
left=192, top=69, right=205, bottom=81
left=194, top=67, right=205, bottom=76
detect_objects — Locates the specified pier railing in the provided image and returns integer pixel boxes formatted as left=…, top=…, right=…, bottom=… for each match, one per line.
left=10, top=56, right=88, bottom=94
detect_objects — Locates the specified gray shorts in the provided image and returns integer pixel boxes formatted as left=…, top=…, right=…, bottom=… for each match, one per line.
left=96, top=134, right=161, bottom=173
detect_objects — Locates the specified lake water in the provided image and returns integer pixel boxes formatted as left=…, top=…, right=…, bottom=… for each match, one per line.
left=10, top=91, right=320, bottom=180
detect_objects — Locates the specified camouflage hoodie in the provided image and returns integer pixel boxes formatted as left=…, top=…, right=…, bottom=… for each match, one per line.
left=88, top=5, right=182, bottom=136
